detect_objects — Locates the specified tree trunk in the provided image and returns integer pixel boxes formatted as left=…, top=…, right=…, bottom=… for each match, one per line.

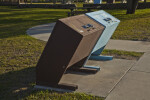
left=53, top=0, right=56, bottom=4
left=144, top=0, right=146, bottom=3
left=126, top=0, right=139, bottom=14
left=62, top=0, right=65, bottom=4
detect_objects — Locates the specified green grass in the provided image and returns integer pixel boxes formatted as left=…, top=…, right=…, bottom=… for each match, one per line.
left=0, top=6, right=149, bottom=100
left=102, top=49, right=144, bottom=60
left=108, top=9, right=150, bottom=41
left=23, top=90, right=104, bottom=100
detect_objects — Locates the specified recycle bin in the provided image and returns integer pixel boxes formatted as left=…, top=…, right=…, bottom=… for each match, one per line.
left=36, top=14, right=105, bottom=91
left=86, top=10, right=120, bottom=56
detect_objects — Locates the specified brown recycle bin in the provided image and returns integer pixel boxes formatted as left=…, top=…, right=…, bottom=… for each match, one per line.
left=36, top=14, right=104, bottom=91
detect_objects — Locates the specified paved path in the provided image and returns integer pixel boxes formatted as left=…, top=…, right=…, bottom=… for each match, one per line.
left=27, top=23, right=150, bottom=99
left=27, top=23, right=150, bottom=52
left=106, top=51, right=150, bottom=100
left=26, top=23, right=55, bottom=41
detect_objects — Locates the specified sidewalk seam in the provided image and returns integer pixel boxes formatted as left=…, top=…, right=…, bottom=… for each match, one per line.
left=105, top=58, right=140, bottom=98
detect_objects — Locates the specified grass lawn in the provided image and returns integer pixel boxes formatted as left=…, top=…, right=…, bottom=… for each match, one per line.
left=110, top=9, right=150, bottom=41
left=0, top=6, right=149, bottom=100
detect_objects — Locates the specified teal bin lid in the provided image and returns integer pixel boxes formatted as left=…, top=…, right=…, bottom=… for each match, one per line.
left=86, top=10, right=120, bottom=27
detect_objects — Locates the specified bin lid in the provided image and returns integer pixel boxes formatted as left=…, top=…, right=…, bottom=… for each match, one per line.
left=59, top=14, right=104, bottom=36
left=85, top=10, right=120, bottom=27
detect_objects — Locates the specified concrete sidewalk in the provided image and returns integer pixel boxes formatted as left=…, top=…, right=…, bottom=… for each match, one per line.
left=106, top=51, right=150, bottom=100
left=27, top=23, right=150, bottom=52
left=27, top=23, right=150, bottom=100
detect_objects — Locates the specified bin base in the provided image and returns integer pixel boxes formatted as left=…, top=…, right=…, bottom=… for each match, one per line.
left=84, top=65, right=100, bottom=71
left=67, top=66, right=99, bottom=74
left=34, top=83, right=78, bottom=92
left=89, top=55, right=113, bottom=61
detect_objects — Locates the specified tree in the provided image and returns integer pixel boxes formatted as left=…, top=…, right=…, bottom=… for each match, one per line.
left=126, top=0, right=139, bottom=14
left=53, top=0, right=56, bottom=4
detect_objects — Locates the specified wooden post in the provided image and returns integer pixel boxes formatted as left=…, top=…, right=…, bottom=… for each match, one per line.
left=126, top=0, right=139, bottom=14
left=9, top=0, right=11, bottom=5
left=18, top=0, right=20, bottom=5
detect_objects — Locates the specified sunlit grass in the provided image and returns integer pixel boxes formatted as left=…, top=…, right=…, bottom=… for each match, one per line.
left=23, top=90, right=104, bottom=100
left=102, top=49, right=144, bottom=60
